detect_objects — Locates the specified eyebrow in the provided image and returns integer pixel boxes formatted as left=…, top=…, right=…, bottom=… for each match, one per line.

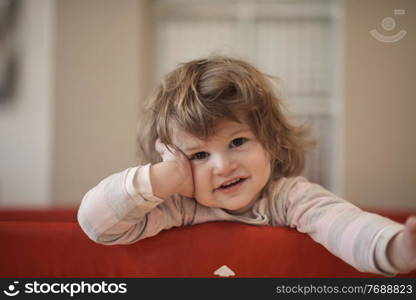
left=229, top=128, right=250, bottom=137
left=182, top=128, right=251, bottom=153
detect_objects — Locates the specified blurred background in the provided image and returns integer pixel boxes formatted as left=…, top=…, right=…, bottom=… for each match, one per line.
left=0, top=0, right=414, bottom=211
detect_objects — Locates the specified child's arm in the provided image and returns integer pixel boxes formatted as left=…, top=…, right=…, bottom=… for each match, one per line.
left=77, top=143, right=194, bottom=245
left=278, top=177, right=408, bottom=276
left=387, top=216, right=416, bottom=273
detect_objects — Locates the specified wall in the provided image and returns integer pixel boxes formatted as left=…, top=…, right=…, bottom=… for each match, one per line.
left=52, top=0, right=151, bottom=206
left=345, top=0, right=416, bottom=210
left=0, top=0, right=54, bottom=207
left=0, top=0, right=414, bottom=211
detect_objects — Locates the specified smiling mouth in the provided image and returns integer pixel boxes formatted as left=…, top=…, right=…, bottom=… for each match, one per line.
left=216, top=178, right=247, bottom=191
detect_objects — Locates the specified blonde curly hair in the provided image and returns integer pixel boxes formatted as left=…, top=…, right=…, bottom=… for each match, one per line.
left=137, top=55, right=313, bottom=180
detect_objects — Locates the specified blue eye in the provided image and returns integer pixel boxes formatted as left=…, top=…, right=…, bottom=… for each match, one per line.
left=230, top=137, right=247, bottom=148
left=190, top=152, right=209, bottom=160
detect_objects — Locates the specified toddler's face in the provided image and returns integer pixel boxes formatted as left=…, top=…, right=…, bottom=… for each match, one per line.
left=172, top=118, right=271, bottom=212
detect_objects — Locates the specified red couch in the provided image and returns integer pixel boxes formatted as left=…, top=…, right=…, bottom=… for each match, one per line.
left=0, top=208, right=415, bottom=278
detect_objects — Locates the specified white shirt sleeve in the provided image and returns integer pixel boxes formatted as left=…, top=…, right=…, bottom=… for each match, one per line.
left=279, top=177, right=404, bottom=276
left=77, top=164, right=186, bottom=245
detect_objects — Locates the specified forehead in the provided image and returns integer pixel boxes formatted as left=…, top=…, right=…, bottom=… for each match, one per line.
left=171, top=119, right=251, bottom=148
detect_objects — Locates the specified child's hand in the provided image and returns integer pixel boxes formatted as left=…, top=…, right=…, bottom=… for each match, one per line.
left=387, top=216, right=416, bottom=273
left=153, top=139, right=194, bottom=198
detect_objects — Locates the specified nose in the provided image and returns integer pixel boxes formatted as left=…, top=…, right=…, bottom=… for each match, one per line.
left=212, top=152, right=237, bottom=176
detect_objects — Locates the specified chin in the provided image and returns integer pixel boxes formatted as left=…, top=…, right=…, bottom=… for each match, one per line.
left=223, top=201, right=252, bottom=212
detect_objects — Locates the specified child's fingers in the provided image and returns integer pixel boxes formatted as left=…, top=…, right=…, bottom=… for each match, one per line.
left=155, top=138, right=166, bottom=154
left=405, top=216, right=416, bottom=232
left=174, top=147, right=190, bottom=161
left=154, top=138, right=163, bottom=154
left=155, top=138, right=184, bottom=161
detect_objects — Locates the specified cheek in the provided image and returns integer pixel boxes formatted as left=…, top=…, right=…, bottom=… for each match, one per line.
left=261, top=152, right=272, bottom=170
left=246, top=145, right=270, bottom=166
left=192, top=165, right=211, bottom=194
left=192, top=165, right=215, bottom=206
left=247, top=148, right=272, bottom=179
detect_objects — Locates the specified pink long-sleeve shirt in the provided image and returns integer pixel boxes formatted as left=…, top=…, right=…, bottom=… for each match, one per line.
left=77, top=164, right=404, bottom=276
